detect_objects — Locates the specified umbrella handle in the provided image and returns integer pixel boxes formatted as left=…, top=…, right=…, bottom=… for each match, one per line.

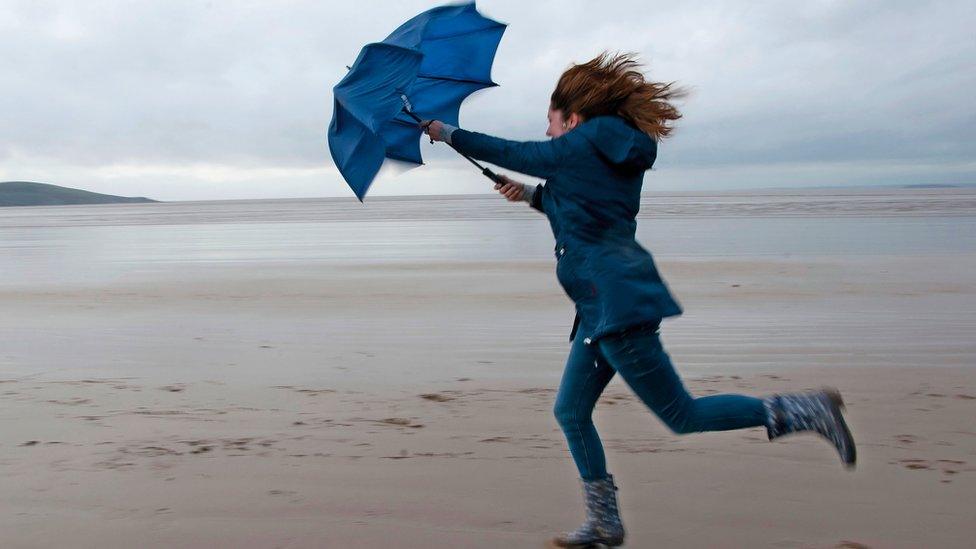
left=479, top=166, right=502, bottom=183
left=402, top=107, right=502, bottom=184
left=460, top=149, right=502, bottom=184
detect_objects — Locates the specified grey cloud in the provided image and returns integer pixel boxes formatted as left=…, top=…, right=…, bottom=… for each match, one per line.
left=0, top=0, right=974, bottom=199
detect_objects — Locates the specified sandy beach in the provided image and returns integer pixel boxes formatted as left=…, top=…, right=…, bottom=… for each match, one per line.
left=2, top=189, right=975, bottom=548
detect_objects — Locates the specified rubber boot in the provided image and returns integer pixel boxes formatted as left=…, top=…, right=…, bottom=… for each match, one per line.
left=549, top=474, right=625, bottom=548
left=764, top=387, right=856, bottom=468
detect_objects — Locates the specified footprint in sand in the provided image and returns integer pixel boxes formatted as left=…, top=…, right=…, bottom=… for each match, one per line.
left=411, top=451, right=475, bottom=458
left=894, top=434, right=919, bottom=444
left=221, top=438, right=254, bottom=451
left=46, top=398, right=92, bottom=406
left=895, top=458, right=967, bottom=480
left=479, top=436, right=511, bottom=443
left=134, top=446, right=182, bottom=457
left=179, top=439, right=218, bottom=454
left=836, top=542, right=872, bottom=549
left=419, top=392, right=458, bottom=402
left=517, top=388, right=556, bottom=395
left=357, top=417, right=425, bottom=429
left=293, top=388, right=336, bottom=396
left=898, top=458, right=930, bottom=470
left=273, top=385, right=336, bottom=396
left=384, top=418, right=424, bottom=428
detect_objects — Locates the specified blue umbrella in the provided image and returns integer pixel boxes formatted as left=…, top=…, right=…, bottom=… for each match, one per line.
left=328, top=2, right=507, bottom=200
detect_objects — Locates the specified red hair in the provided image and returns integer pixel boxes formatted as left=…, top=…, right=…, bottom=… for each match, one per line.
left=550, top=52, right=685, bottom=140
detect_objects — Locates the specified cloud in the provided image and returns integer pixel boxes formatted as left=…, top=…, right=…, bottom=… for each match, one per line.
left=0, top=0, right=974, bottom=199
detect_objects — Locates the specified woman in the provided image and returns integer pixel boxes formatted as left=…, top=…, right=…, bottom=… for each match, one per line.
left=423, top=52, right=855, bottom=548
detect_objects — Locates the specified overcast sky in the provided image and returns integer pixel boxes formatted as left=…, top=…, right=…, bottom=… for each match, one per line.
left=1, top=0, right=974, bottom=201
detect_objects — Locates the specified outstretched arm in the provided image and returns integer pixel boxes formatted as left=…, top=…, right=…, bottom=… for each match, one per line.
left=423, top=120, right=576, bottom=180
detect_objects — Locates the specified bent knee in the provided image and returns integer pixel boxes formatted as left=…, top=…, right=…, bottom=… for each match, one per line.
left=554, top=401, right=597, bottom=430
left=663, top=418, right=697, bottom=435
left=660, top=406, right=699, bottom=435
left=553, top=403, right=576, bottom=428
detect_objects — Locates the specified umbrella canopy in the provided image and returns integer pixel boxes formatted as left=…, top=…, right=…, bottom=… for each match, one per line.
left=328, top=2, right=506, bottom=200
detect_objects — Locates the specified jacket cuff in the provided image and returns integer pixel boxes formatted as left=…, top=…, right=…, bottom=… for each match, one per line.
left=442, top=123, right=458, bottom=145
left=529, top=183, right=544, bottom=212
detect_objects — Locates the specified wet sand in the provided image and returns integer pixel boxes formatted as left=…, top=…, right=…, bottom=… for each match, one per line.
left=1, top=247, right=974, bottom=547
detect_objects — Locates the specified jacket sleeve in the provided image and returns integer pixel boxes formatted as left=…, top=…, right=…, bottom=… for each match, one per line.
left=529, top=183, right=545, bottom=214
left=450, top=129, right=580, bottom=180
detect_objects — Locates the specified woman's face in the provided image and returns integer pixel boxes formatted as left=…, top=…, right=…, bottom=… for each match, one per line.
left=546, top=108, right=580, bottom=138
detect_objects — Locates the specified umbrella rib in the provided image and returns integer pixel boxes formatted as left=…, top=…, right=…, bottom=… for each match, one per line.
left=416, top=74, right=498, bottom=86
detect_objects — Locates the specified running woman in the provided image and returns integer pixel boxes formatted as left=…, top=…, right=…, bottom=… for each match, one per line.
left=422, top=52, right=855, bottom=548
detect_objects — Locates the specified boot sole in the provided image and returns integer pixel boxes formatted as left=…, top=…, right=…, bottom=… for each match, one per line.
left=547, top=541, right=623, bottom=548
left=820, top=387, right=856, bottom=469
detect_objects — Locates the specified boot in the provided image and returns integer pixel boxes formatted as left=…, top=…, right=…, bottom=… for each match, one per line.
left=549, top=474, right=625, bottom=548
left=764, top=387, right=856, bottom=468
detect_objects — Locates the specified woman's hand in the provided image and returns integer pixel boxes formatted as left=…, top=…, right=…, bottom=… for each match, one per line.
left=421, top=120, right=447, bottom=143
left=494, top=174, right=527, bottom=202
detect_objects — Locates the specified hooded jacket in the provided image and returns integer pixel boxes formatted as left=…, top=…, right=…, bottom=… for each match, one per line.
left=450, top=115, right=682, bottom=344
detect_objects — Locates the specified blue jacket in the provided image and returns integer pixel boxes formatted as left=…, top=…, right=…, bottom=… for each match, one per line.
left=451, top=115, right=682, bottom=344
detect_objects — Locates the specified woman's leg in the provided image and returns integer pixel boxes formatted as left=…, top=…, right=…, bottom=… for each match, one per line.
left=551, top=336, right=626, bottom=547
left=597, top=324, right=766, bottom=434
left=553, top=334, right=617, bottom=480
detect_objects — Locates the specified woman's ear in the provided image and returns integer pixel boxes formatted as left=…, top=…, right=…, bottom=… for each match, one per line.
left=567, top=112, right=582, bottom=130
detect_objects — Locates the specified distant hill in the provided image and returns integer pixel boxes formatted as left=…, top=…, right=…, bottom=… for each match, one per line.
left=0, top=181, right=157, bottom=207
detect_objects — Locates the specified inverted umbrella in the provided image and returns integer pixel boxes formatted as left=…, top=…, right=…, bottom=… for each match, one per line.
left=328, top=2, right=507, bottom=200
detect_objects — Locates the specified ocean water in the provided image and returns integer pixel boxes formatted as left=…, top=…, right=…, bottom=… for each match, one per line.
left=0, top=187, right=975, bottom=288
left=2, top=186, right=975, bottom=385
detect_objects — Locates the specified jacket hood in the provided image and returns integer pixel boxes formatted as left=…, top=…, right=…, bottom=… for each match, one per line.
left=575, top=115, right=657, bottom=171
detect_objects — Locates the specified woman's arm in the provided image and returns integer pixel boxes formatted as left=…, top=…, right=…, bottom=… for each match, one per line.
left=423, top=120, right=580, bottom=180
left=423, top=122, right=547, bottom=214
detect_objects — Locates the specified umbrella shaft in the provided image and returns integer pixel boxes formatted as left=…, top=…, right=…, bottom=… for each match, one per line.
left=402, top=107, right=501, bottom=184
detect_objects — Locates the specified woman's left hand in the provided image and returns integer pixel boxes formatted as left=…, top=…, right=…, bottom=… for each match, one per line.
left=494, top=175, right=527, bottom=202
left=421, top=120, right=447, bottom=142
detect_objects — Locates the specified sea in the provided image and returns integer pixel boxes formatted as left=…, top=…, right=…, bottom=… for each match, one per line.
left=1, top=186, right=975, bottom=289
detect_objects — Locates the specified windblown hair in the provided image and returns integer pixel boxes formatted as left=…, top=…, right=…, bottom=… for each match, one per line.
left=550, top=52, right=685, bottom=140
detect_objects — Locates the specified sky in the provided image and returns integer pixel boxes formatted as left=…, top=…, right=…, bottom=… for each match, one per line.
left=1, top=0, right=974, bottom=201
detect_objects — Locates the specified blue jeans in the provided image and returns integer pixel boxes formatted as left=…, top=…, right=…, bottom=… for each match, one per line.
left=553, top=323, right=767, bottom=481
